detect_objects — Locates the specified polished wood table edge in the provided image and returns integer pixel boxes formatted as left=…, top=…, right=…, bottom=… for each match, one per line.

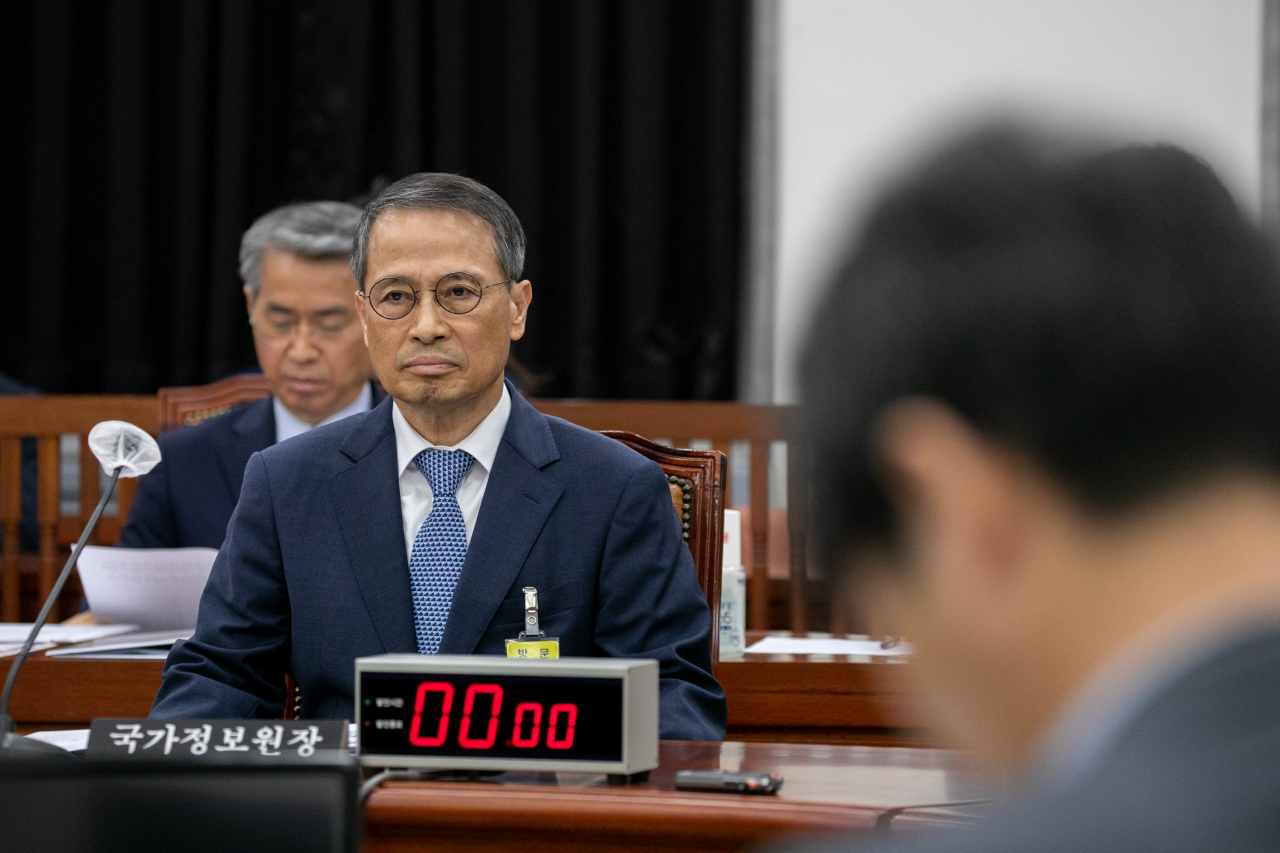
left=720, top=655, right=911, bottom=672
left=717, top=655, right=924, bottom=730
left=0, top=650, right=165, bottom=722
left=883, top=802, right=996, bottom=833
left=726, top=725, right=944, bottom=747
left=365, top=781, right=885, bottom=838
left=363, top=739, right=989, bottom=844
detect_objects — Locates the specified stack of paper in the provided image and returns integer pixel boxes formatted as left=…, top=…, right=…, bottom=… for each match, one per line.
left=25, top=729, right=90, bottom=753
left=0, top=643, right=54, bottom=658
left=0, top=624, right=138, bottom=658
left=47, top=629, right=192, bottom=660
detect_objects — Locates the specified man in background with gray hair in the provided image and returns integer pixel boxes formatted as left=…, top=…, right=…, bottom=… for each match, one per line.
left=120, top=201, right=382, bottom=549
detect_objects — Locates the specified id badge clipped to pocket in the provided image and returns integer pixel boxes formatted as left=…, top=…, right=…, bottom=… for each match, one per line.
left=505, top=586, right=560, bottom=659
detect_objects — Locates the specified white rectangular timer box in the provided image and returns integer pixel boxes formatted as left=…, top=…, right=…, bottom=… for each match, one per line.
left=355, top=655, right=658, bottom=775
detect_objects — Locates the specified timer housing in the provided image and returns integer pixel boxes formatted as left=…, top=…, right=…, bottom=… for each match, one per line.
left=355, top=655, right=659, bottom=774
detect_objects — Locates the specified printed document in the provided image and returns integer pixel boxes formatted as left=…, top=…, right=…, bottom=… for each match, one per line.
left=76, top=546, right=216, bottom=630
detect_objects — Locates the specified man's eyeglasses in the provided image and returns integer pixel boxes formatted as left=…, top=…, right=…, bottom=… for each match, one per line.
left=250, top=314, right=358, bottom=347
left=362, top=272, right=511, bottom=319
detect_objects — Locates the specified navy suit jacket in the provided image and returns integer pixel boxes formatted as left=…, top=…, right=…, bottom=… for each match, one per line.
left=151, top=386, right=727, bottom=741
left=119, top=383, right=384, bottom=549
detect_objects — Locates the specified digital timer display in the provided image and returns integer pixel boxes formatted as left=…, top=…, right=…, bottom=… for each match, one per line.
left=360, top=672, right=624, bottom=762
left=355, top=655, right=658, bottom=774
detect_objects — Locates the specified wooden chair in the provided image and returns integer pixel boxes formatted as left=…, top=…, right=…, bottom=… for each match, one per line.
left=0, top=396, right=158, bottom=621
left=600, top=431, right=726, bottom=663
left=532, top=401, right=812, bottom=633
left=157, top=373, right=271, bottom=432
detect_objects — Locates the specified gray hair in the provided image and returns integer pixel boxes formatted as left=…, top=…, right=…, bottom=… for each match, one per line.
left=350, top=173, right=526, bottom=289
left=239, top=201, right=364, bottom=297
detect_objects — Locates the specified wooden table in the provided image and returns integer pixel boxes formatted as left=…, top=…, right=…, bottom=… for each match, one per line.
left=363, top=740, right=992, bottom=853
left=2, top=639, right=935, bottom=745
left=719, top=633, right=932, bottom=745
left=2, top=652, right=164, bottom=732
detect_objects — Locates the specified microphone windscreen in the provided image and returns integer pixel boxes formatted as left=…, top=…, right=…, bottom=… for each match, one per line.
left=87, top=421, right=162, bottom=478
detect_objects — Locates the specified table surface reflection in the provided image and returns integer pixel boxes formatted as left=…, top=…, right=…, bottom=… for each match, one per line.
left=362, top=740, right=995, bottom=853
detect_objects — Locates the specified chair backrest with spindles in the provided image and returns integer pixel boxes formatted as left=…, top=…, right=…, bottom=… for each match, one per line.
left=532, top=401, right=810, bottom=634
left=599, top=431, right=726, bottom=662
left=0, top=396, right=158, bottom=622
left=157, top=374, right=272, bottom=433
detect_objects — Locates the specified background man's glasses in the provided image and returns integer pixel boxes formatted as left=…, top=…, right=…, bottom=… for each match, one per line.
left=250, top=315, right=358, bottom=347
left=363, top=272, right=511, bottom=319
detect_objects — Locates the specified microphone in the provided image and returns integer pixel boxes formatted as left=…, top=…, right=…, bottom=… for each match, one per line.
left=0, top=421, right=161, bottom=758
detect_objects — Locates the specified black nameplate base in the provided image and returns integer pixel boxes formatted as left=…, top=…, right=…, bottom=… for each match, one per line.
left=86, top=718, right=348, bottom=760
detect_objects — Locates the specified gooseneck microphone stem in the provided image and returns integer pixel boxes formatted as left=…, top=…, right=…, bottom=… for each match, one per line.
left=0, top=465, right=123, bottom=726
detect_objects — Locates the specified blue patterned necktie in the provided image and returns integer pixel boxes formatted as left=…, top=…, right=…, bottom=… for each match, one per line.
left=408, top=449, right=474, bottom=654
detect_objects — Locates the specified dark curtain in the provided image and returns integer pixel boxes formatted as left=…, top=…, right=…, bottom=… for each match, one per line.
left=0, top=0, right=746, bottom=399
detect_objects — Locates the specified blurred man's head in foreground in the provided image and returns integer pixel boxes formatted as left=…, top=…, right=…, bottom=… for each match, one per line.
left=802, top=123, right=1280, bottom=770
left=241, top=201, right=373, bottom=425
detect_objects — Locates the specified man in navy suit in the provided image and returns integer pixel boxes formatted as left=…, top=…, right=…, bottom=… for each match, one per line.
left=152, top=174, right=727, bottom=740
left=773, top=127, right=1280, bottom=851
left=120, top=201, right=379, bottom=549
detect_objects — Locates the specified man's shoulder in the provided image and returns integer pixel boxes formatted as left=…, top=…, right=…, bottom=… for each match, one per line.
left=156, top=397, right=271, bottom=457
left=538, top=413, right=654, bottom=477
left=833, top=629, right=1280, bottom=853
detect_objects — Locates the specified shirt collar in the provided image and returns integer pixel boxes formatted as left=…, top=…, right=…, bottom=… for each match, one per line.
left=392, top=383, right=511, bottom=478
left=274, top=382, right=373, bottom=444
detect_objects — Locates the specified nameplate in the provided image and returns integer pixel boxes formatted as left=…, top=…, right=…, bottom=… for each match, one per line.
left=505, top=638, right=560, bottom=659
left=86, top=718, right=348, bottom=760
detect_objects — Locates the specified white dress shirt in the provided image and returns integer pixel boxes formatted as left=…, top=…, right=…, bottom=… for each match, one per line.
left=273, top=383, right=373, bottom=444
left=392, top=384, right=511, bottom=556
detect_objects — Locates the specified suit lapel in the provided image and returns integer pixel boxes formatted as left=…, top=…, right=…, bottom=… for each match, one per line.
left=213, top=398, right=275, bottom=505
left=439, top=387, right=563, bottom=654
left=329, top=398, right=418, bottom=654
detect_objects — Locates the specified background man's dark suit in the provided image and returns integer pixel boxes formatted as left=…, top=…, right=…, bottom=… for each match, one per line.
left=151, top=386, right=727, bottom=741
left=119, top=398, right=274, bottom=549
left=783, top=625, right=1280, bottom=853
left=119, top=383, right=384, bottom=549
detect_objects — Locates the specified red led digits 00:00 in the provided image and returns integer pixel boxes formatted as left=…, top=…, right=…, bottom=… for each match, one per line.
left=458, top=684, right=503, bottom=748
left=408, top=682, right=453, bottom=747
left=357, top=655, right=653, bottom=774
left=511, top=702, right=541, bottom=748
left=409, top=682, right=578, bottom=750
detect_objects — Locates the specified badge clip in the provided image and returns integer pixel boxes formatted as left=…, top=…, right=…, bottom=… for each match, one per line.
left=505, top=586, right=560, bottom=659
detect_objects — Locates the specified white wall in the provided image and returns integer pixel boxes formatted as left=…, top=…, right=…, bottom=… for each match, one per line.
left=770, top=0, right=1263, bottom=403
